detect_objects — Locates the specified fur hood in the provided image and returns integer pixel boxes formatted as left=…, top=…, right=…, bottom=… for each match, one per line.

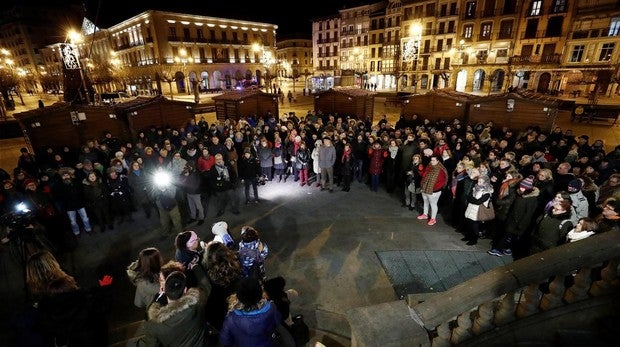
left=226, top=293, right=269, bottom=313
left=521, top=187, right=540, bottom=198
left=147, top=287, right=203, bottom=323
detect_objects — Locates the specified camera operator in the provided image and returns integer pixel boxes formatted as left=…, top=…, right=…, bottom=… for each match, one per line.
left=1, top=202, right=54, bottom=267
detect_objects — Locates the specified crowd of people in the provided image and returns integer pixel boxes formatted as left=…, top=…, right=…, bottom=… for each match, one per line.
left=2, top=108, right=620, bottom=345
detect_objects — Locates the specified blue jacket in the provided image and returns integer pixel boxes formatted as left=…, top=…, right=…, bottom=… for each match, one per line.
left=220, top=300, right=280, bottom=347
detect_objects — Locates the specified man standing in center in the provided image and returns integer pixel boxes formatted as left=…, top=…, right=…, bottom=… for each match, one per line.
left=208, top=153, right=240, bottom=216
left=319, top=137, right=337, bottom=192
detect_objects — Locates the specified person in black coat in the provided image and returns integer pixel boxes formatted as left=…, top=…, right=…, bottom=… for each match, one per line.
left=52, top=168, right=93, bottom=236
left=12, top=250, right=112, bottom=347
left=238, top=148, right=261, bottom=204
left=208, top=154, right=240, bottom=217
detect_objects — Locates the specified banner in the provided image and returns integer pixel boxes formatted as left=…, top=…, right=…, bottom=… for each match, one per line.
left=60, top=44, right=81, bottom=70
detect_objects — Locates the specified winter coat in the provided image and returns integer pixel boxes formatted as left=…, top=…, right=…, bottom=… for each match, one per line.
left=505, top=188, right=540, bottom=236
left=126, top=261, right=160, bottom=308
left=272, top=146, right=287, bottom=170
left=257, top=145, right=274, bottom=168
left=28, top=286, right=111, bottom=347
left=318, top=145, right=336, bottom=169
left=53, top=179, right=86, bottom=211
left=568, top=190, right=589, bottom=224
left=127, top=170, right=151, bottom=204
left=464, top=188, right=493, bottom=221
left=219, top=299, right=281, bottom=347
left=179, top=171, right=202, bottom=195
left=368, top=147, right=387, bottom=175
left=238, top=156, right=261, bottom=180
left=530, top=210, right=573, bottom=254
left=295, top=148, right=311, bottom=170
left=494, top=179, right=520, bottom=222
left=82, top=178, right=111, bottom=211
left=144, top=288, right=207, bottom=347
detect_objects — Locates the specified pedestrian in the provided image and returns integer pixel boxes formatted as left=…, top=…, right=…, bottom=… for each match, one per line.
left=151, top=172, right=182, bottom=240
left=418, top=156, right=448, bottom=226
left=208, top=153, right=240, bottom=217
left=318, top=137, right=336, bottom=192
left=238, top=147, right=261, bottom=204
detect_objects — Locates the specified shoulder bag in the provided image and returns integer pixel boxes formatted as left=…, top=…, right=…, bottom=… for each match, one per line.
left=477, top=200, right=495, bottom=221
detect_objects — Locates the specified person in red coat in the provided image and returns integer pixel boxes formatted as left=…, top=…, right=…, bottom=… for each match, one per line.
left=418, top=156, right=448, bottom=226
left=368, top=141, right=388, bottom=192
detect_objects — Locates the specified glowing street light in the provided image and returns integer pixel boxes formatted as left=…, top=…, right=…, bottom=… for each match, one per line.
left=404, top=23, right=423, bottom=93
left=174, top=47, right=194, bottom=96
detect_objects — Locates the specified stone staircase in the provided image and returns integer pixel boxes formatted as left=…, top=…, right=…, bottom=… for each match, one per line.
left=107, top=316, right=353, bottom=347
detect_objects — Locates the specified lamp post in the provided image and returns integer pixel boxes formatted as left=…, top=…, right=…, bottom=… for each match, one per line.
left=174, top=48, right=193, bottom=96
left=253, top=43, right=276, bottom=93
left=404, top=23, right=423, bottom=93
left=66, top=30, right=91, bottom=104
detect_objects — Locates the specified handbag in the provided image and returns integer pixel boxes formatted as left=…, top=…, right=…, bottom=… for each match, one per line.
left=477, top=200, right=495, bottom=221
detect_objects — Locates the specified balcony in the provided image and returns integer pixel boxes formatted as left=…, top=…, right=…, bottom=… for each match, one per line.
left=509, top=54, right=561, bottom=64
left=572, top=28, right=617, bottom=39
left=168, top=36, right=180, bottom=42
left=521, top=30, right=563, bottom=39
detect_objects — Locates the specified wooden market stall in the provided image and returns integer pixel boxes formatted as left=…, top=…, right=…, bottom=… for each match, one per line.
left=402, top=89, right=560, bottom=132
left=401, top=89, right=473, bottom=123
left=313, top=87, right=376, bottom=122
left=13, top=95, right=195, bottom=153
left=212, top=89, right=279, bottom=122
left=466, top=91, right=560, bottom=132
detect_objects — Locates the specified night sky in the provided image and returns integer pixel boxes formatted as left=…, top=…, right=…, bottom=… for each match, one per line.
left=70, top=0, right=367, bottom=38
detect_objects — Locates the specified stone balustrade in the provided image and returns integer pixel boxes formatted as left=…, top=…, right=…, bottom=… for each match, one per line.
left=348, top=229, right=620, bottom=346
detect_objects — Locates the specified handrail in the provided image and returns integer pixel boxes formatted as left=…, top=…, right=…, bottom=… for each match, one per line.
left=349, top=229, right=620, bottom=346
left=412, top=229, right=620, bottom=329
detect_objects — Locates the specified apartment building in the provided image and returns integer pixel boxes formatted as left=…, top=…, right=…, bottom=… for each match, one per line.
left=275, top=38, right=313, bottom=94
left=311, top=0, right=620, bottom=96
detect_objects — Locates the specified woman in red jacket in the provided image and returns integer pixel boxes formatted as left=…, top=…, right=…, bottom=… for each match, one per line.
left=418, top=155, right=448, bottom=226
left=368, top=141, right=388, bottom=192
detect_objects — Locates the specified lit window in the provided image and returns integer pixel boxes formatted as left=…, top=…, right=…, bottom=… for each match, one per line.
left=570, top=45, right=585, bottom=62
left=609, top=18, right=620, bottom=36
left=599, top=43, right=615, bottom=61
left=464, top=25, right=473, bottom=38
left=530, top=1, right=542, bottom=16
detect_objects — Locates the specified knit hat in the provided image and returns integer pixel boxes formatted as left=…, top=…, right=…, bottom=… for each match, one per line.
left=23, top=179, right=36, bottom=189
left=243, top=147, right=251, bottom=154
left=568, top=179, right=583, bottom=192
left=82, top=159, right=92, bottom=166
left=520, top=175, right=535, bottom=191
left=211, top=221, right=228, bottom=236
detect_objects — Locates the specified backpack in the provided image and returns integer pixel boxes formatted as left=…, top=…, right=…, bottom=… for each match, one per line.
left=238, top=242, right=265, bottom=280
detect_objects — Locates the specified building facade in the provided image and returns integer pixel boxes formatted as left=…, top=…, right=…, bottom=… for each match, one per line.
left=275, top=38, right=313, bottom=94
left=311, top=0, right=620, bottom=97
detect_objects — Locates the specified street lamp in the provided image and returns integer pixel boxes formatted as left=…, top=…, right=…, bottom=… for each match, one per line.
left=253, top=43, right=276, bottom=92
left=349, top=47, right=364, bottom=88
left=174, top=47, right=193, bottom=96
left=65, top=29, right=91, bottom=104
left=404, top=23, right=423, bottom=93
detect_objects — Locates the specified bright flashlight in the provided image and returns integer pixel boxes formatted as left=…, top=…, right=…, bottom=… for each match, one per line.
left=153, top=170, right=172, bottom=188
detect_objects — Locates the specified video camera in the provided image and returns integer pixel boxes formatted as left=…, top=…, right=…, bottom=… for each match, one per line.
left=0, top=202, right=36, bottom=232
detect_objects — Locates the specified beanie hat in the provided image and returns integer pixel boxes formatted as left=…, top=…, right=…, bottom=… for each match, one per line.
left=23, top=179, right=36, bottom=189
left=211, top=221, right=228, bottom=236
left=568, top=179, right=583, bottom=192
left=520, top=175, right=535, bottom=191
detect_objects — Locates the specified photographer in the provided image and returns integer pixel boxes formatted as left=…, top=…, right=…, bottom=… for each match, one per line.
left=151, top=170, right=182, bottom=240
